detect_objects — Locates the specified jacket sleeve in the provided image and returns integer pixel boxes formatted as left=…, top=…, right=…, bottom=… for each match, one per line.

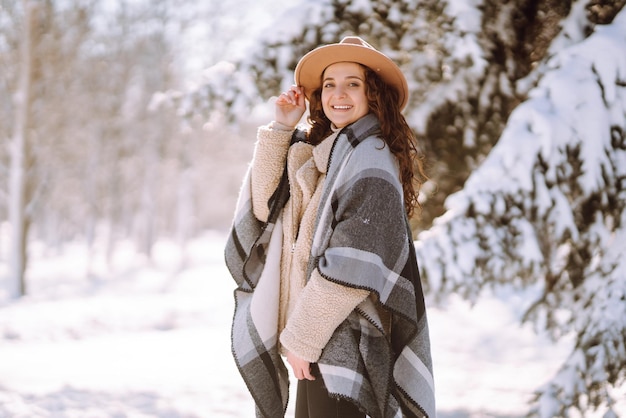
left=251, top=123, right=294, bottom=222
left=279, top=268, right=370, bottom=362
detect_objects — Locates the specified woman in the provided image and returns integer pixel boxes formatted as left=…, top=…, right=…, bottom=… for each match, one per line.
left=225, top=37, right=435, bottom=418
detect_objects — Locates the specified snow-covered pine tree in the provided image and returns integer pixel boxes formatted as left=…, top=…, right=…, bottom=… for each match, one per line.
left=417, top=7, right=626, bottom=416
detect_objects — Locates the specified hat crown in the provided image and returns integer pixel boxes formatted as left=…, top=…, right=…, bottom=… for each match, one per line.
left=340, top=36, right=373, bottom=49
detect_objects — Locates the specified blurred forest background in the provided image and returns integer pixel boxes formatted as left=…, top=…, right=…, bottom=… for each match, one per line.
left=1, top=0, right=626, bottom=416
left=0, top=0, right=278, bottom=295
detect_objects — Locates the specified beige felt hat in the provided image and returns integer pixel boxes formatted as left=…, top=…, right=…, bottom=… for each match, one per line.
left=294, top=36, right=409, bottom=110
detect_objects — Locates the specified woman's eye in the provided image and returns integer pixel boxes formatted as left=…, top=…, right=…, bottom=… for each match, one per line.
left=323, top=83, right=335, bottom=88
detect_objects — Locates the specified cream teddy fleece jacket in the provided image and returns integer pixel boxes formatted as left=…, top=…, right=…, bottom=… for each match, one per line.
left=251, top=123, right=370, bottom=363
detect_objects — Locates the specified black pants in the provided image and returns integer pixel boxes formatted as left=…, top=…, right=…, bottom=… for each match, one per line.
left=295, top=365, right=365, bottom=418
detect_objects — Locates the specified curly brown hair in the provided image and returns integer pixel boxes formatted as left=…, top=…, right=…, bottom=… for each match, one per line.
left=306, top=65, right=426, bottom=218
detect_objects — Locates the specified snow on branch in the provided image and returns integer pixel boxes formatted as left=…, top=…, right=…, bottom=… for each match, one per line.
left=416, top=7, right=626, bottom=416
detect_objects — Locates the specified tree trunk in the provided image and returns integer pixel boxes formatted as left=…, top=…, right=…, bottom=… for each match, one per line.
left=175, top=143, right=194, bottom=270
left=8, top=0, right=37, bottom=299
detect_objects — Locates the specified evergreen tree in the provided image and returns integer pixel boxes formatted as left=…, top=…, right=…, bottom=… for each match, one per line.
left=417, top=8, right=626, bottom=415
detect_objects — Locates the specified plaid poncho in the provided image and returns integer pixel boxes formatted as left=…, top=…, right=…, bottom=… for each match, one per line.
left=224, top=114, right=436, bottom=418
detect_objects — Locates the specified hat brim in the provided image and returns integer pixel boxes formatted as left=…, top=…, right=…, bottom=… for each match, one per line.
left=295, top=42, right=408, bottom=110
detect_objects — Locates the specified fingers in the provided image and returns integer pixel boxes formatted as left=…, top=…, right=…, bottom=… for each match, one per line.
left=274, top=85, right=306, bottom=127
left=293, top=364, right=315, bottom=381
left=301, top=364, right=315, bottom=381
left=293, top=367, right=304, bottom=380
left=276, top=86, right=304, bottom=106
left=286, top=351, right=316, bottom=381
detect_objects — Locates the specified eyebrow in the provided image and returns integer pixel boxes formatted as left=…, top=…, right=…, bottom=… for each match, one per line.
left=322, top=75, right=364, bottom=82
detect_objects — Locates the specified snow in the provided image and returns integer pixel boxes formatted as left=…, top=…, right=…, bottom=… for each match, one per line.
left=0, top=229, right=584, bottom=418
left=445, top=0, right=483, bottom=33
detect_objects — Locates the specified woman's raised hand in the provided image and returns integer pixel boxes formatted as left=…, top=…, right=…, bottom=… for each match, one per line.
left=275, top=85, right=306, bottom=128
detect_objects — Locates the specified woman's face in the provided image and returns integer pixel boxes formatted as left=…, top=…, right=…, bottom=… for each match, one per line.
left=321, top=62, right=369, bottom=128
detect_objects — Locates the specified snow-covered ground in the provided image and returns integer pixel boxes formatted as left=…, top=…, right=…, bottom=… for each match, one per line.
left=0, top=231, right=621, bottom=417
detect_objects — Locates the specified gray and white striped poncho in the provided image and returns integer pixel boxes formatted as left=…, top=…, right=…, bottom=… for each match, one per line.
left=224, top=114, right=436, bottom=418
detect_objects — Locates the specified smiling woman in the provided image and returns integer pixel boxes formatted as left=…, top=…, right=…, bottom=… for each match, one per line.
left=224, top=36, right=435, bottom=418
